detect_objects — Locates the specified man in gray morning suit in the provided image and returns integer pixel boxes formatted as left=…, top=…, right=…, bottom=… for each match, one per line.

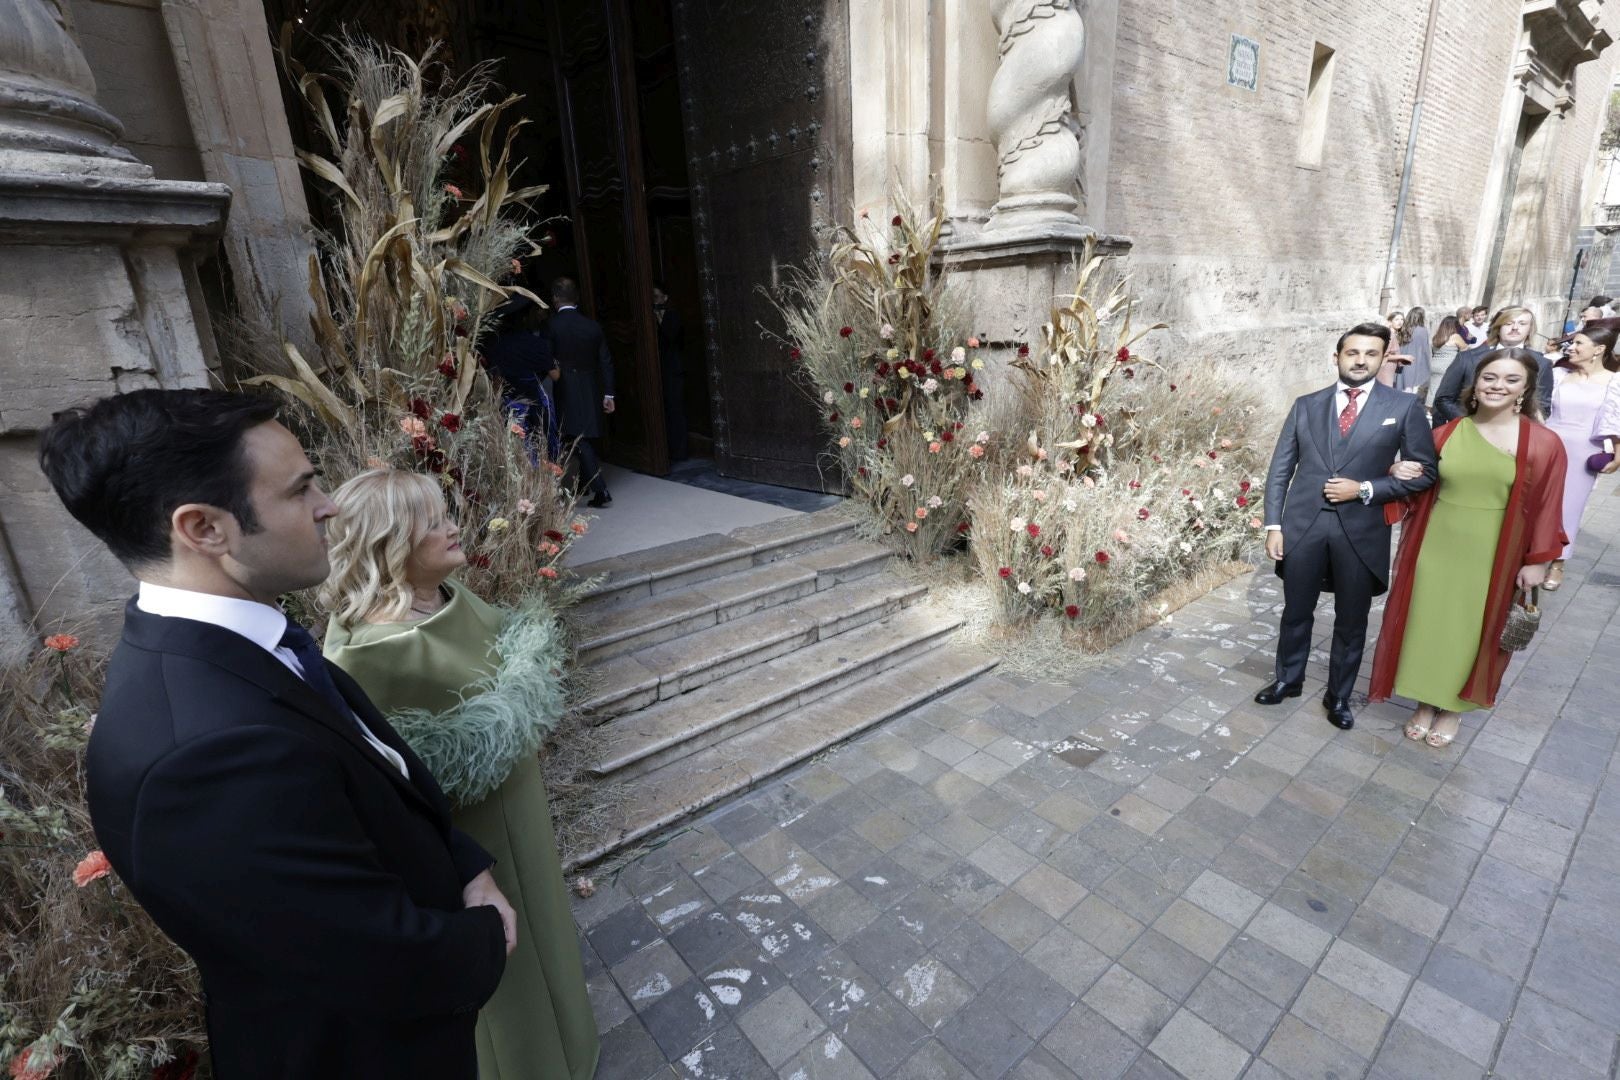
left=1256, top=322, right=1439, bottom=730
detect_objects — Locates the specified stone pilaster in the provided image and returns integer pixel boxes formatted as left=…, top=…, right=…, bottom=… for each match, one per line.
left=0, top=0, right=229, bottom=651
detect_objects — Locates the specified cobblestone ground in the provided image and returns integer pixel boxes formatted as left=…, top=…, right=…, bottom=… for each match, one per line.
left=569, top=487, right=1620, bottom=1080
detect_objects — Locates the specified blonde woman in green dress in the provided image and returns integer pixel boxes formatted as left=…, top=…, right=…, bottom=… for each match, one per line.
left=319, top=469, right=598, bottom=1080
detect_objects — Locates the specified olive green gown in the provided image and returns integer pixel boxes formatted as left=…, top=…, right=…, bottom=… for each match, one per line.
left=325, top=582, right=598, bottom=1080
left=1393, top=419, right=1516, bottom=712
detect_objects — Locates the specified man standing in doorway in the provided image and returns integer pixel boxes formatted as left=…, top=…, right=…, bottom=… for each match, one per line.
left=1255, top=323, right=1438, bottom=730
left=653, top=281, right=687, bottom=462
left=547, top=277, right=616, bottom=508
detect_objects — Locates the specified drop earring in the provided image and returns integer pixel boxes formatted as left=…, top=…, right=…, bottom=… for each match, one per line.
left=1514, top=396, right=1524, bottom=413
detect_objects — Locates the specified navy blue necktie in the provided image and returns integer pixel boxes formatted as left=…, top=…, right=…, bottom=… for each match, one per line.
left=278, top=621, right=354, bottom=722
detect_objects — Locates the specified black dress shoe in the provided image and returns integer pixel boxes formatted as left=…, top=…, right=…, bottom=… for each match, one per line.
left=1324, top=697, right=1355, bottom=730
left=587, top=493, right=612, bottom=509
left=1254, top=681, right=1303, bottom=706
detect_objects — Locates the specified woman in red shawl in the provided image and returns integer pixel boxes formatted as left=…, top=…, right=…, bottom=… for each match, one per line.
left=1371, top=350, right=1567, bottom=748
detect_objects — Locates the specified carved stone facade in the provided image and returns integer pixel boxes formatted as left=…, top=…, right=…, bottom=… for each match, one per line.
left=0, top=0, right=229, bottom=651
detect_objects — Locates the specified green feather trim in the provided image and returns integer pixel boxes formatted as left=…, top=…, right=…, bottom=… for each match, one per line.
left=385, top=597, right=567, bottom=806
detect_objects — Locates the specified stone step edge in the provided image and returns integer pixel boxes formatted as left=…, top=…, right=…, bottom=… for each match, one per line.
left=574, top=538, right=889, bottom=660
left=575, top=576, right=928, bottom=719
left=588, top=607, right=963, bottom=777
left=571, top=509, right=857, bottom=610
left=565, top=646, right=1000, bottom=869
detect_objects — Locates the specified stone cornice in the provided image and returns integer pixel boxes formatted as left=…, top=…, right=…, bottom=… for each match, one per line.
left=1516, top=0, right=1614, bottom=113
left=0, top=172, right=231, bottom=245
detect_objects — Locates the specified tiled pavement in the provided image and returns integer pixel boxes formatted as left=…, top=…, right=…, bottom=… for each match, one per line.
left=568, top=485, right=1620, bottom=1080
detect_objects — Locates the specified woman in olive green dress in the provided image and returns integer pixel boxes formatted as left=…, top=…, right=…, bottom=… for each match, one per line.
left=319, top=468, right=598, bottom=1080
left=1371, top=351, right=1569, bottom=748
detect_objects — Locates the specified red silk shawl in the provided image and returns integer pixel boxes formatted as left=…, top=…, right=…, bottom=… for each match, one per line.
left=1369, top=417, right=1568, bottom=708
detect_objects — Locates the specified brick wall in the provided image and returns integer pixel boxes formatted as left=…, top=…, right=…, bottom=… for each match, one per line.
left=1104, top=0, right=1619, bottom=390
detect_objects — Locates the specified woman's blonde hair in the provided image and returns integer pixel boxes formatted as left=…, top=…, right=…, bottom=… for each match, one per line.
left=1487, top=306, right=1536, bottom=347
left=319, top=468, right=448, bottom=628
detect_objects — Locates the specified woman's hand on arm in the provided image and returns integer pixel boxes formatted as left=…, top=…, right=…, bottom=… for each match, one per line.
left=1390, top=460, right=1424, bottom=481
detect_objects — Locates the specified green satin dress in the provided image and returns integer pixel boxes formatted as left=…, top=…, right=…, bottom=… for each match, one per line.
left=325, top=581, right=598, bottom=1080
left=1393, top=419, right=1516, bottom=712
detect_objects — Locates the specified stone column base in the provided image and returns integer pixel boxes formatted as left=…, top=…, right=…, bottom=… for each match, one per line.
left=936, top=225, right=1133, bottom=345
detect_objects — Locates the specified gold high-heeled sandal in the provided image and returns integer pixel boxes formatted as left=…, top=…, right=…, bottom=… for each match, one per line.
left=1544, top=561, right=1565, bottom=592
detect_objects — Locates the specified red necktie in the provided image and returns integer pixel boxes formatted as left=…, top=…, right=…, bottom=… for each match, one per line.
left=1338, top=388, right=1361, bottom=437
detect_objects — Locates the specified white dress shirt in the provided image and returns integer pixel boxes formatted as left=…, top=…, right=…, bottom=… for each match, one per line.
left=1334, top=381, right=1371, bottom=430
left=136, top=582, right=410, bottom=778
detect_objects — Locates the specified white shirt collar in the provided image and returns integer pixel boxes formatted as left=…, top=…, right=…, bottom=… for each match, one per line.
left=1336, top=380, right=1372, bottom=396
left=557, top=304, right=578, bottom=312
left=136, top=581, right=288, bottom=653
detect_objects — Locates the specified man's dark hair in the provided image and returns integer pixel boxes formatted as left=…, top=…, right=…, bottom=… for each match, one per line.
left=1472, top=305, right=1489, bottom=315
left=551, top=277, right=580, bottom=306
left=1589, top=294, right=1613, bottom=309
left=38, top=389, right=279, bottom=568
left=1336, top=322, right=1392, bottom=354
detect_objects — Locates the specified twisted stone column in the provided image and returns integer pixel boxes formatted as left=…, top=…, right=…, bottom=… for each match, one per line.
left=984, top=0, right=1086, bottom=236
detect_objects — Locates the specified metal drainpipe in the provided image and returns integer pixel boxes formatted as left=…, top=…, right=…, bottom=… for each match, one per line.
left=1380, top=0, right=1444, bottom=313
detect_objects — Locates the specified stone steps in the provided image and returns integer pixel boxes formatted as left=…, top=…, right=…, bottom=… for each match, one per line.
left=566, top=643, right=999, bottom=869
left=575, top=538, right=891, bottom=666
left=570, top=507, right=857, bottom=617
left=589, top=605, right=962, bottom=781
left=577, top=572, right=927, bottom=721
left=561, top=504, right=998, bottom=868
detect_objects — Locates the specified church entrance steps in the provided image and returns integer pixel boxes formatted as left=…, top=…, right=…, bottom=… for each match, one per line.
left=570, top=506, right=858, bottom=618
left=564, top=505, right=998, bottom=867
left=575, top=538, right=893, bottom=665
left=567, top=640, right=997, bottom=869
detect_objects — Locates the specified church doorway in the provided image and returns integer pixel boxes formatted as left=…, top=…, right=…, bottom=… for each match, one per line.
left=264, top=0, right=848, bottom=489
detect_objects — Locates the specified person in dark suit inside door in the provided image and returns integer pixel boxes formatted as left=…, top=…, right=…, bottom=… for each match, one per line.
left=1256, top=323, right=1440, bottom=730
left=37, top=389, right=514, bottom=1080
left=652, top=280, right=687, bottom=462
left=546, top=277, right=616, bottom=507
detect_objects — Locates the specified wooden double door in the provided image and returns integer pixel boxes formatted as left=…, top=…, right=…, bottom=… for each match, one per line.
left=266, top=0, right=849, bottom=488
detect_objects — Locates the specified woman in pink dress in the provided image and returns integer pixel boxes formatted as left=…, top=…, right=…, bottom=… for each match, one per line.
left=1545, top=321, right=1620, bottom=590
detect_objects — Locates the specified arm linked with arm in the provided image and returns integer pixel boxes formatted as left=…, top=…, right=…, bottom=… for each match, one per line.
left=1367, top=399, right=1438, bottom=503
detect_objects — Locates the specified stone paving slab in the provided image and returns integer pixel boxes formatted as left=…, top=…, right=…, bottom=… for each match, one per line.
left=570, top=485, right=1620, bottom=1079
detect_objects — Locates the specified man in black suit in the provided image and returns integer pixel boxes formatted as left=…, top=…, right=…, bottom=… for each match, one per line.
left=546, top=276, right=616, bottom=507
left=38, top=390, right=513, bottom=1079
left=1256, top=323, right=1439, bottom=729
left=653, top=280, right=687, bottom=462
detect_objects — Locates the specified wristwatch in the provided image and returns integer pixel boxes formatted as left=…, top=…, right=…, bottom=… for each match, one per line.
left=1358, top=481, right=1373, bottom=505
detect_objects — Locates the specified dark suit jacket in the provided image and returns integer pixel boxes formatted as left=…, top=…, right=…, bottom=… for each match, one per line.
left=1431, top=345, right=1553, bottom=424
left=87, top=603, right=506, bottom=1080
left=1264, top=382, right=1438, bottom=591
left=545, top=307, right=614, bottom=438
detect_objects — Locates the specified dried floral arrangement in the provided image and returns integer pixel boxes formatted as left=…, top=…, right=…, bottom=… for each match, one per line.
left=783, top=210, right=1273, bottom=645
left=1, top=636, right=209, bottom=1080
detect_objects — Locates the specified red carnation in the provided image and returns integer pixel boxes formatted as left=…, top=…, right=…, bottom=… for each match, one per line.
left=877, top=362, right=891, bottom=376
left=1117, top=346, right=1131, bottom=363
left=1095, top=550, right=1110, bottom=565
left=409, top=397, right=431, bottom=419
left=544, top=529, right=565, bottom=542
left=828, top=412, right=839, bottom=422
left=957, top=522, right=970, bottom=533
left=998, top=567, right=1012, bottom=579
left=437, top=356, right=457, bottom=378
left=858, top=466, right=869, bottom=477
left=843, top=382, right=854, bottom=393
left=439, top=412, right=461, bottom=433
left=1065, top=604, right=1079, bottom=619
left=930, top=360, right=942, bottom=375
left=1239, top=480, right=1252, bottom=493
left=923, top=349, right=936, bottom=362
left=840, top=326, right=853, bottom=338
left=1170, top=383, right=1178, bottom=391
left=1207, top=451, right=1218, bottom=460
left=1236, top=495, right=1250, bottom=508
left=1017, top=344, right=1030, bottom=357
left=1040, top=545, right=1054, bottom=557
left=1128, top=480, right=1141, bottom=490
left=1138, top=508, right=1151, bottom=521
left=891, top=214, right=904, bottom=226
left=941, top=430, right=954, bottom=442
left=1026, top=523, right=1041, bottom=538
left=469, top=553, right=492, bottom=569
left=885, top=398, right=899, bottom=412
left=1181, top=488, right=1192, bottom=496
left=790, top=347, right=802, bottom=360
left=876, top=438, right=888, bottom=449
